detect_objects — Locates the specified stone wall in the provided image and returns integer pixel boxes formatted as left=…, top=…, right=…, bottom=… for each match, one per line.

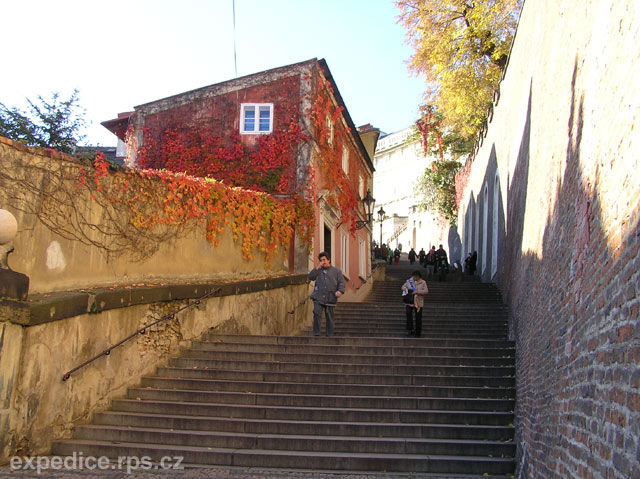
left=0, top=137, right=317, bottom=463
left=0, top=138, right=291, bottom=293
left=456, top=1, right=639, bottom=478
left=0, top=276, right=311, bottom=462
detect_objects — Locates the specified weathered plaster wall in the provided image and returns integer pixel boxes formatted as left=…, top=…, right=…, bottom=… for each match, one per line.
left=0, top=280, right=310, bottom=462
left=457, top=1, right=640, bottom=478
left=0, top=139, right=290, bottom=294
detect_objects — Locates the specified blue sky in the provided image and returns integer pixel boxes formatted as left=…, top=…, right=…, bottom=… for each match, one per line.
left=1, top=0, right=426, bottom=146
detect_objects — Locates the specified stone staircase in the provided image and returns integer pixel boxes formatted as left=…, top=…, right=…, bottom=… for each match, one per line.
left=52, top=261, right=516, bottom=476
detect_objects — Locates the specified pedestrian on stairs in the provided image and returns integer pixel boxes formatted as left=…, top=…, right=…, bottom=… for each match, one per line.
left=425, top=246, right=437, bottom=277
left=402, top=270, right=429, bottom=338
left=436, top=244, right=449, bottom=282
left=308, top=252, right=346, bottom=337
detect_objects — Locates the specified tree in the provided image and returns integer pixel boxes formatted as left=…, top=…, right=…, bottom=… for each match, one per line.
left=415, top=104, right=475, bottom=161
left=397, top=0, right=522, bottom=141
left=415, top=158, right=462, bottom=225
left=0, top=89, right=87, bottom=154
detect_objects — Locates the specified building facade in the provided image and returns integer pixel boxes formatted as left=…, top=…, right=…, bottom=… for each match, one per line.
left=373, top=127, right=455, bottom=258
left=103, top=59, right=376, bottom=293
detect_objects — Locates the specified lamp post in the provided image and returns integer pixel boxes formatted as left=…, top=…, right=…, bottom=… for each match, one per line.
left=377, top=207, right=385, bottom=247
left=355, top=190, right=375, bottom=230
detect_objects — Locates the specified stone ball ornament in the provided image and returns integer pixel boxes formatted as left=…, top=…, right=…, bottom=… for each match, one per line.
left=0, top=209, right=18, bottom=245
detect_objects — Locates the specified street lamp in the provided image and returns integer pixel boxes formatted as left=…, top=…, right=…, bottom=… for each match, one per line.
left=355, top=190, right=375, bottom=230
left=377, top=207, right=385, bottom=246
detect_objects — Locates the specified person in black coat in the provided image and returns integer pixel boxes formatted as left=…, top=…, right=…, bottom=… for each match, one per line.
left=468, top=251, right=477, bottom=275
left=408, top=248, right=417, bottom=265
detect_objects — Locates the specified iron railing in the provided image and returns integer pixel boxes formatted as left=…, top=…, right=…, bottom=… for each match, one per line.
left=61, top=287, right=222, bottom=381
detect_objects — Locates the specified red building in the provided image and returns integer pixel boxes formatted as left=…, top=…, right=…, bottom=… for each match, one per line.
left=102, top=58, right=379, bottom=293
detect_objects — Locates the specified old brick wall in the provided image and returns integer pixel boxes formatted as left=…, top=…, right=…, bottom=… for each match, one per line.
left=138, top=74, right=303, bottom=156
left=457, top=1, right=640, bottom=478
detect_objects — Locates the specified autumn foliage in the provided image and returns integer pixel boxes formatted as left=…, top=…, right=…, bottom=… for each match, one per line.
left=397, top=0, right=522, bottom=141
left=79, top=67, right=366, bottom=264
left=82, top=154, right=314, bottom=263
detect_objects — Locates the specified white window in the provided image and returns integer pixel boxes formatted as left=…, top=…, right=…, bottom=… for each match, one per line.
left=359, top=238, right=366, bottom=278
left=341, top=231, right=349, bottom=273
left=342, top=147, right=349, bottom=174
left=326, top=115, right=334, bottom=145
left=358, top=175, right=364, bottom=199
left=492, top=174, right=499, bottom=277
left=240, top=103, right=273, bottom=134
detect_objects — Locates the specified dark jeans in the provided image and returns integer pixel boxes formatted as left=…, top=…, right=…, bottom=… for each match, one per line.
left=313, top=301, right=335, bottom=336
left=405, top=306, right=422, bottom=337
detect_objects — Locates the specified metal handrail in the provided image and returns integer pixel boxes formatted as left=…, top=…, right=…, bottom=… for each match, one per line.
left=287, top=292, right=312, bottom=315
left=387, top=224, right=407, bottom=244
left=61, top=287, right=222, bottom=381
left=355, top=261, right=382, bottom=292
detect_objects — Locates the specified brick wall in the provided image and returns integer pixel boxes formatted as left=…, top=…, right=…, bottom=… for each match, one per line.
left=456, top=1, right=640, bottom=477
left=138, top=74, right=303, bottom=153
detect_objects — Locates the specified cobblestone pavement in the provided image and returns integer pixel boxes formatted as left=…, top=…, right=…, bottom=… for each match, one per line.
left=0, top=465, right=504, bottom=479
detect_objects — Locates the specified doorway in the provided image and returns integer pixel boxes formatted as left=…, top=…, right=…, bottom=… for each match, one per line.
left=323, top=224, right=332, bottom=260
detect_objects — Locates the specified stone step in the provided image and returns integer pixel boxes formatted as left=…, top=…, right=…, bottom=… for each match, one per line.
left=51, top=440, right=515, bottom=474
left=337, top=301, right=507, bottom=309
left=176, top=349, right=514, bottom=366
left=190, top=341, right=515, bottom=357
left=94, top=411, right=515, bottom=440
left=324, top=330, right=507, bottom=339
left=332, top=319, right=508, bottom=326
left=138, top=377, right=516, bottom=399
left=110, top=399, right=515, bottom=425
left=125, top=388, right=515, bottom=411
left=70, top=425, right=517, bottom=457
left=157, top=366, right=516, bottom=387
left=312, top=332, right=509, bottom=339
left=328, top=327, right=509, bottom=335
left=202, top=334, right=515, bottom=348
left=170, top=357, right=516, bottom=371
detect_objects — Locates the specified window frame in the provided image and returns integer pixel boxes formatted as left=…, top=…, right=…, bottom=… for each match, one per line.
left=342, top=146, right=349, bottom=174
left=326, top=115, right=334, bottom=145
left=358, top=238, right=367, bottom=279
left=240, top=103, right=274, bottom=134
left=340, top=230, right=349, bottom=274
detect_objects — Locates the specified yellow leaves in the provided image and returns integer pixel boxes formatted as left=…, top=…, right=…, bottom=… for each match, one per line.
left=396, top=0, right=522, bottom=140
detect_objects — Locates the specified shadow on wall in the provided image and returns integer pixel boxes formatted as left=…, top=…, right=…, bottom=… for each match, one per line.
left=447, top=225, right=462, bottom=265
left=461, top=84, right=523, bottom=282
left=502, top=59, right=639, bottom=478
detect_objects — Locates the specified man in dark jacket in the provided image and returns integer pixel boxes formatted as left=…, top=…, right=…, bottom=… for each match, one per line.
left=308, top=252, right=346, bottom=336
left=435, top=244, right=449, bottom=281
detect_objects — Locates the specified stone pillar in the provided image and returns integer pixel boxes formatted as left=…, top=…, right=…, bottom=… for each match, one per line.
left=0, top=209, right=29, bottom=462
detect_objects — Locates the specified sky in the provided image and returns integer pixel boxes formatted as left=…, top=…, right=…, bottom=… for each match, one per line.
left=1, top=0, right=426, bottom=147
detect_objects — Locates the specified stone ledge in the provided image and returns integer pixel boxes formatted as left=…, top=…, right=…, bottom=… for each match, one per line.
left=2, top=274, right=308, bottom=327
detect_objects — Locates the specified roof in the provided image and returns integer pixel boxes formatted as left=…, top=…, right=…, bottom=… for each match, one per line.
left=101, top=112, right=132, bottom=142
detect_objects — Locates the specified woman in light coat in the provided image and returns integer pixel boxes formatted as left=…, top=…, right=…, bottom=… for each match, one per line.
left=401, top=270, right=429, bottom=337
